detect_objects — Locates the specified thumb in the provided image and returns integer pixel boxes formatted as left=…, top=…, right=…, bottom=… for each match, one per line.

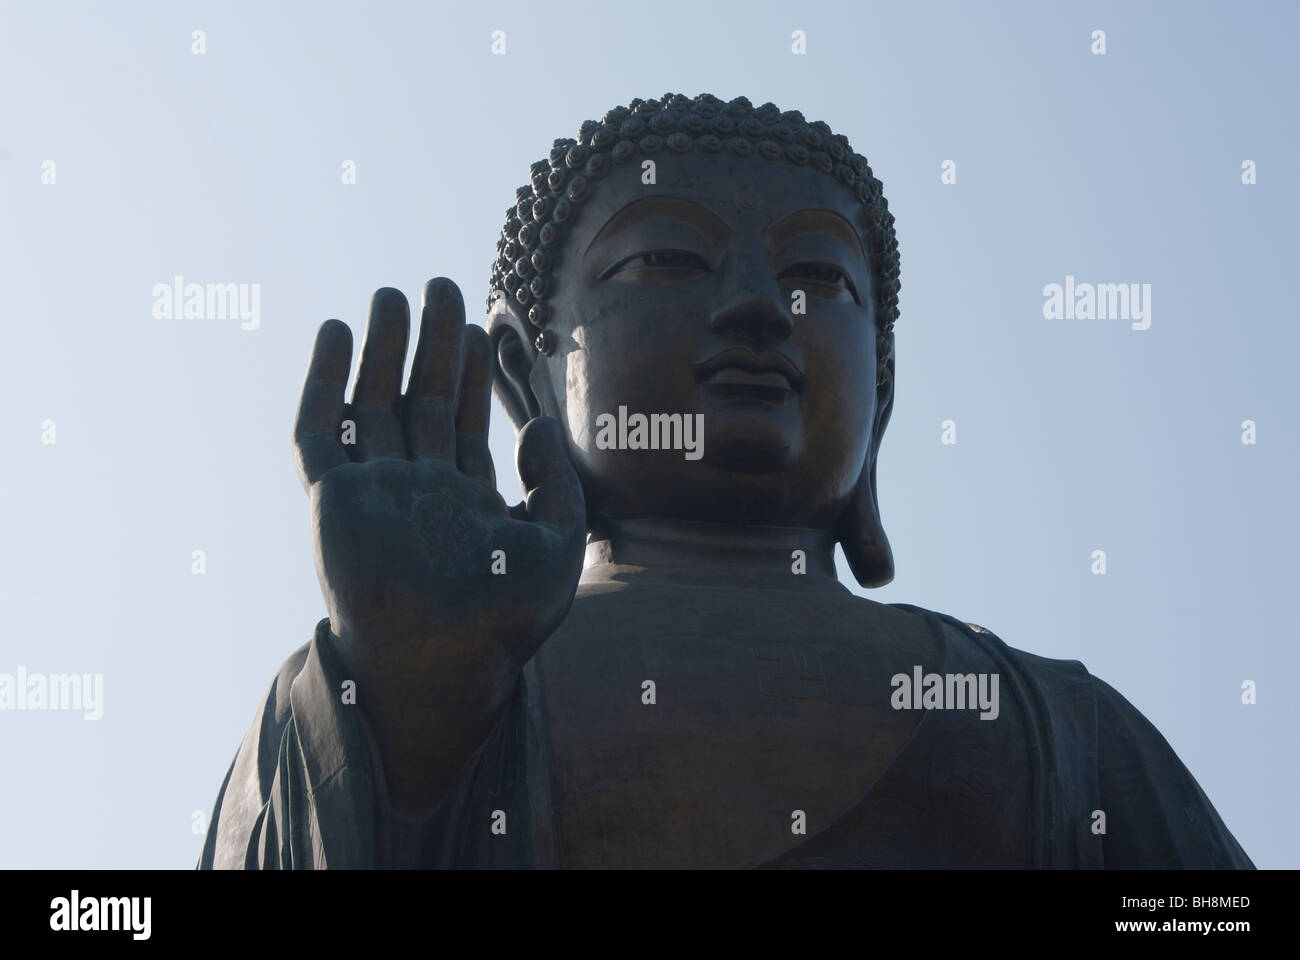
left=515, top=416, right=586, bottom=542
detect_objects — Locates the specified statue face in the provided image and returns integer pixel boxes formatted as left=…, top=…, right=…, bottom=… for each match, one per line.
left=536, top=153, right=879, bottom=530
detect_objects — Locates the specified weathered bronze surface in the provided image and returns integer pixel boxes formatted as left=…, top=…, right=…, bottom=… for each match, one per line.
left=200, top=95, right=1252, bottom=869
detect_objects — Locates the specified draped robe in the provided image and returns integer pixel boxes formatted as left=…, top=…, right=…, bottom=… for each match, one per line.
left=199, top=567, right=1253, bottom=869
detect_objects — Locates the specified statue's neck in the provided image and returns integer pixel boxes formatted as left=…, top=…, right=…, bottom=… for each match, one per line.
left=582, top=518, right=848, bottom=594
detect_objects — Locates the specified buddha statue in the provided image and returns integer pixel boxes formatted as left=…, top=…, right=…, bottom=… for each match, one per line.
left=199, top=93, right=1252, bottom=869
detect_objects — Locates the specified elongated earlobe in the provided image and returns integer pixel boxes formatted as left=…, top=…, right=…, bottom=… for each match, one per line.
left=838, top=454, right=894, bottom=587
left=837, top=344, right=895, bottom=588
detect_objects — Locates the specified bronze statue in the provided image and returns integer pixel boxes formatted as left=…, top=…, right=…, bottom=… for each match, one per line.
left=199, top=94, right=1252, bottom=868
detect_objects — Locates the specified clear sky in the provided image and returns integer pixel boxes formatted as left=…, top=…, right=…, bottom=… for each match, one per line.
left=1, top=0, right=1295, bottom=867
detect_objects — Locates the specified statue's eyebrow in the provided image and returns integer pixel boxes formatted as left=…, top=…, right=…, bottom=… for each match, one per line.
left=764, top=209, right=869, bottom=265
left=584, top=196, right=732, bottom=256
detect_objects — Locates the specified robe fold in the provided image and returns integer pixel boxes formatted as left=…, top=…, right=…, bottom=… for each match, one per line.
left=199, top=604, right=1253, bottom=869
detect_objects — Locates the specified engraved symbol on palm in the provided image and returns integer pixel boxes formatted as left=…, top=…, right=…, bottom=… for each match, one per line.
left=411, top=487, right=489, bottom=572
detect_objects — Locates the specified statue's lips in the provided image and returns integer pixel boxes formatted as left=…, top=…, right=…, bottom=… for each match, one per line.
left=702, top=368, right=794, bottom=390
left=693, top=347, right=804, bottom=394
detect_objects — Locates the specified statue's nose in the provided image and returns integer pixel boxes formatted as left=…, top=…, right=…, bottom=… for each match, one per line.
left=707, top=249, right=793, bottom=345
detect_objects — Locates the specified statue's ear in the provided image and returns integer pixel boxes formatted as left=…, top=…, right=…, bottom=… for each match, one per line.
left=837, top=333, right=895, bottom=588
left=486, top=292, right=542, bottom=430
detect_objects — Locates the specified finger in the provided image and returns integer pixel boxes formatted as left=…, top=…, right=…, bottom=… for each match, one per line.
left=352, top=288, right=409, bottom=411
left=515, top=416, right=585, bottom=544
left=403, top=278, right=464, bottom=460
left=455, top=324, right=496, bottom=487
left=350, top=287, right=409, bottom=460
left=293, top=319, right=353, bottom=488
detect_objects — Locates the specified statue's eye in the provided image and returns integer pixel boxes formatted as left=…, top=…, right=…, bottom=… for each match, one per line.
left=779, top=262, right=858, bottom=303
left=640, top=250, right=709, bottom=270
left=604, top=249, right=711, bottom=282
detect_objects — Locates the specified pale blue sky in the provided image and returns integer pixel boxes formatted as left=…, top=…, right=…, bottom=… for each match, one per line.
left=1, top=0, right=1295, bottom=867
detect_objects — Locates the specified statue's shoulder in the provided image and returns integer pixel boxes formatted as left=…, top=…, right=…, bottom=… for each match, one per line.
left=907, top=612, right=1160, bottom=727
left=879, top=600, right=1091, bottom=678
left=874, top=600, right=1214, bottom=749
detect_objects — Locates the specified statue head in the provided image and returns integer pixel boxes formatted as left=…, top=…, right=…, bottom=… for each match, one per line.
left=487, top=93, right=899, bottom=587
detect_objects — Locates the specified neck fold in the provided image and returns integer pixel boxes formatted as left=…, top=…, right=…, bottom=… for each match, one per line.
left=582, top=518, right=847, bottom=594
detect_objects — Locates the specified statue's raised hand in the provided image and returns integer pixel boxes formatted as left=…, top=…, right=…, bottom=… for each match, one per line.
left=293, top=278, right=586, bottom=811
